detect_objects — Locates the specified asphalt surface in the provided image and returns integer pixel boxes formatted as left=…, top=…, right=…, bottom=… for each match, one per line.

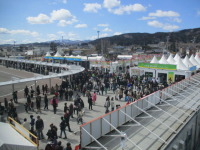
left=0, top=65, right=126, bottom=150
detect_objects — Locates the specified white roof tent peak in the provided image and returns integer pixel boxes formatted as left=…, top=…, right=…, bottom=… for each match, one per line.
left=190, top=54, right=200, bottom=69
left=182, top=55, right=194, bottom=68
left=167, top=54, right=176, bottom=65
left=174, top=53, right=181, bottom=62
left=195, top=54, right=200, bottom=64
left=158, top=55, right=168, bottom=64
left=176, top=57, right=188, bottom=70
left=54, top=51, right=62, bottom=57
left=150, top=56, right=159, bottom=63
left=45, top=52, right=51, bottom=56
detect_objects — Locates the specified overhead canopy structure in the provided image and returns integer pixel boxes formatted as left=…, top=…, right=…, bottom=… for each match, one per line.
left=174, top=53, right=181, bottom=62
left=54, top=51, right=62, bottom=57
left=195, top=54, right=200, bottom=64
left=150, top=56, right=159, bottom=63
left=88, top=56, right=105, bottom=61
left=158, top=55, right=168, bottom=64
left=0, top=122, right=37, bottom=150
left=182, top=55, right=193, bottom=68
left=167, top=54, right=176, bottom=65
left=176, top=57, right=188, bottom=70
left=190, top=55, right=200, bottom=69
left=117, top=55, right=132, bottom=60
left=45, top=52, right=51, bottom=56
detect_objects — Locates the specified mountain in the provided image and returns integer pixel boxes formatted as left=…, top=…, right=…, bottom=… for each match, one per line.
left=90, top=28, right=200, bottom=46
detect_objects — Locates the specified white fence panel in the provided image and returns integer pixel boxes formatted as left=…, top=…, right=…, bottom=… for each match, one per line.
left=111, top=111, right=118, bottom=128
left=102, top=115, right=111, bottom=135
left=131, top=103, right=138, bottom=118
left=81, top=124, right=91, bottom=147
left=119, top=107, right=126, bottom=126
left=91, top=119, right=102, bottom=140
left=125, top=105, right=132, bottom=122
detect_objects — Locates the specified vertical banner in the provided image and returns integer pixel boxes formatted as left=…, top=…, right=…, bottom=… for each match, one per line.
left=168, top=72, right=174, bottom=83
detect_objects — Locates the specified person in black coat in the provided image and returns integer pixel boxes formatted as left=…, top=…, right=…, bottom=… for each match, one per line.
left=59, top=117, right=67, bottom=139
left=88, top=96, right=93, bottom=110
left=44, top=94, right=48, bottom=110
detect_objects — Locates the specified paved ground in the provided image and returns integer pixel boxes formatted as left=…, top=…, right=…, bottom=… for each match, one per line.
left=0, top=66, right=127, bottom=149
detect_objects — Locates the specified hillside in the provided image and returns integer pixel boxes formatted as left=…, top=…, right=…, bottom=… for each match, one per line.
left=90, top=28, right=200, bottom=46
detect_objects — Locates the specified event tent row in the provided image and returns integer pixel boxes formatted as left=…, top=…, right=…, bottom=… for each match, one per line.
left=150, top=53, right=200, bottom=71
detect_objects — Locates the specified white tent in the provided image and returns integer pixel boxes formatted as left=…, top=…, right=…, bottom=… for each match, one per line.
left=176, top=57, right=188, bottom=70
left=54, top=51, right=62, bottom=57
left=45, top=52, right=51, bottom=56
left=88, top=56, right=105, bottom=61
left=167, top=54, right=176, bottom=64
left=174, top=53, right=181, bottom=62
left=0, top=122, right=37, bottom=150
left=117, top=55, right=132, bottom=60
left=182, top=55, right=194, bottom=68
left=158, top=55, right=168, bottom=64
left=195, top=54, right=200, bottom=64
left=150, top=56, right=159, bottom=63
left=189, top=54, right=200, bottom=68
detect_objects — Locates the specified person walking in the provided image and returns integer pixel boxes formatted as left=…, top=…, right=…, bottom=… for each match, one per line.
left=104, top=96, right=110, bottom=114
left=44, top=94, right=48, bottom=110
left=64, top=110, right=72, bottom=132
left=111, top=97, right=115, bottom=111
left=88, top=95, right=93, bottom=110
left=52, top=97, right=58, bottom=114
left=35, top=116, right=44, bottom=140
left=59, top=117, right=67, bottom=139
left=92, top=91, right=97, bottom=105
left=36, top=94, right=41, bottom=114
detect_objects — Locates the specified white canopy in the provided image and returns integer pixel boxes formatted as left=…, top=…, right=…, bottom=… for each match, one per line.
left=54, top=51, right=62, bottom=57
left=176, top=57, right=188, bottom=70
left=0, top=122, right=37, bottom=150
left=117, top=55, right=132, bottom=60
left=195, top=54, right=200, bottom=64
left=150, top=56, right=159, bottom=63
left=174, top=53, right=181, bottom=62
left=158, top=55, right=168, bottom=64
left=45, top=51, right=51, bottom=56
left=167, top=54, right=176, bottom=64
left=189, top=54, right=200, bottom=68
left=88, top=56, right=105, bottom=61
left=182, top=55, right=194, bottom=68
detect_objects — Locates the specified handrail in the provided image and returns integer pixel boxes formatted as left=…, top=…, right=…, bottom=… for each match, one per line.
left=8, top=117, right=39, bottom=147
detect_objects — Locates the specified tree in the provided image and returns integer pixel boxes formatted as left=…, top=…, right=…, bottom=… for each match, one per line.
left=50, top=42, right=57, bottom=53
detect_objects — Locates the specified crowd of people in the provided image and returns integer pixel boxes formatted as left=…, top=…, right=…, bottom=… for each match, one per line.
left=0, top=68, right=171, bottom=150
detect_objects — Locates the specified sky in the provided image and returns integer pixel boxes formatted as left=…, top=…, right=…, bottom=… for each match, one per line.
left=0, top=0, right=200, bottom=44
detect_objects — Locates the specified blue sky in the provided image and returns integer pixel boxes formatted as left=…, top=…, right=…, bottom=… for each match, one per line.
left=0, top=0, right=200, bottom=44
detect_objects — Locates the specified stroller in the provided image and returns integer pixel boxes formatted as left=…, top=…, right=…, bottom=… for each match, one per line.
left=77, top=110, right=83, bottom=125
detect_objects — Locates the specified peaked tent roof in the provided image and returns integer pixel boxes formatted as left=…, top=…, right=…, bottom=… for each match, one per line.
left=189, top=55, right=200, bottom=68
left=45, top=52, right=51, bottom=56
left=176, top=57, right=188, bottom=70
left=174, top=53, right=181, bottom=62
left=195, top=54, right=200, bottom=64
left=150, top=56, right=159, bottom=63
left=158, top=55, right=168, bottom=64
left=182, top=55, right=194, bottom=68
left=167, top=54, right=176, bottom=64
left=54, top=51, right=62, bottom=57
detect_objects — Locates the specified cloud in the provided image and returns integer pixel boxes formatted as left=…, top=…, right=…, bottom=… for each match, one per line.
left=172, top=18, right=182, bottom=23
left=62, top=0, right=67, bottom=4
left=110, top=3, right=146, bottom=15
left=98, top=24, right=109, bottom=27
left=75, top=24, right=88, bottom=28
left=0, top=39, right=15, bottom=44
left=27, top=9, right=77, bottom=27
left=139, top=16, right=156, bottom=20
left=148, top=20, right=163, bottom=28
left=66, top=32, right=78, bottom=40
left=103, top=27, right=112, bottom=32
left=89, top=33, right=109, bottom=40
left=149, top=10, right=180, bottom=17
left=114, top=32, right=122, bottom=35
left=48, top=34, right=58, bottom=40
left=147, top=20, right=179, bottom=31
left=27, top=14, right=51, bottom=24
left=0, top=27, right=39, bottom=37
left=83, top=3, right=101, bottom=13
left=103, top=0, right=120, bottom=10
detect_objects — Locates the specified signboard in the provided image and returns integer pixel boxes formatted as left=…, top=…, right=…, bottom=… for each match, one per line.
left=189, top=66, right=196, bottom=71
left=138, top=63, right=177, bottom=70
left=168, top=72, right=174, bottom=83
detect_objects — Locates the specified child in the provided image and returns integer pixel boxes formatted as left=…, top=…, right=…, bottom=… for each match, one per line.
left=77, top=110, right=83, bottom=125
